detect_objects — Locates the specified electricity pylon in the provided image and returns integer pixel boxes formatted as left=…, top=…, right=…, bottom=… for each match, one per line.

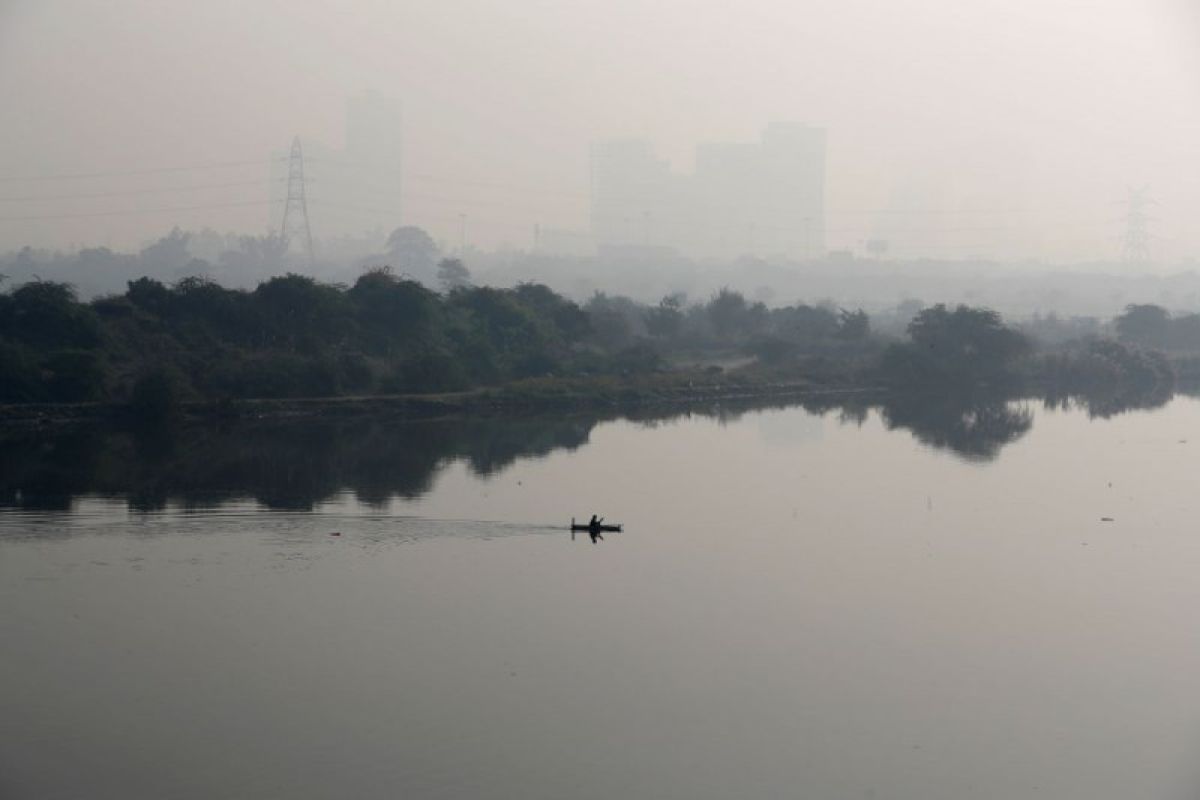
left=280, top=136, right=314, bottom=264
left=1122, top=186, right=1152, bottom=267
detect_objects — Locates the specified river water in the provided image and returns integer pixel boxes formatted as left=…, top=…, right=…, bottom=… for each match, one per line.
left=3, top=395, right=1200, bottom=799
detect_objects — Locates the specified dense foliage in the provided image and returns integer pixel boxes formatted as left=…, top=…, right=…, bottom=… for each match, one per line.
left=878, top=304, right=1032, bottom=387
left=1112, top=303, right=1200, bottom=352
left=0, top=273, right=1181, bottom=409
left=0, top=270, right=615, bottom=403
left=0, top=273, right=877, bottom=405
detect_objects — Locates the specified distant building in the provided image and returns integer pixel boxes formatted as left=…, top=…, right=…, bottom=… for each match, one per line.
left=533, top=226, right=595, bottom=258
left=590, top=123, right=825, bottom=261
left=590, top=140, right=675, bottom=253
left=270, top=91, right=403, bottom=241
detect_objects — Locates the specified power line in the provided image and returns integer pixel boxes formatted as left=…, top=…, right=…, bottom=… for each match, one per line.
left=0, top=158, right=280, bottom=184
left=304, top=156, right=402, bottom=174
left=307, top=199, right=399, bottom=216
left=0, top=199, right=276, bottom=222
left=0, top=178, right=282, bottom=204
left=305, top=163, right=584, bottom=201
left=307, top=195, right=1120, bottom=246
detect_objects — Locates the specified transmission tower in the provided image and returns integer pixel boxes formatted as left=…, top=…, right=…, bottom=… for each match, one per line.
left=280, top=136, right=314, bottom=263
left=1121, top=186, right=1152, bottom=266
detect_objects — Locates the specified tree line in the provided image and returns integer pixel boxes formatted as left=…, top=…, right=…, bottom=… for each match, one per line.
left=0, top=271, right=875, bottom=407
left=0, top=266, right=1186, bottom=411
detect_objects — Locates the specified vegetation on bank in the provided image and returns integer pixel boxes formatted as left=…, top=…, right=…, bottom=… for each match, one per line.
left=0, top=272, right=874, bottom=409
left=0, top=270, right=1185, bottom=417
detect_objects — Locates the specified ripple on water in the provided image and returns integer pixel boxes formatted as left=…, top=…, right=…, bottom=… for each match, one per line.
left=0, top=492, right=564, bottom=548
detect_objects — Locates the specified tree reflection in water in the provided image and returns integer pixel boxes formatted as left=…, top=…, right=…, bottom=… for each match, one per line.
left=1042, top=380, right=1173, bottom=420
left=877, top=391, right=1033, bottom=463
left=0, top=384, right=1177, bottom=511
left=0, top=417, right=597, bottom=512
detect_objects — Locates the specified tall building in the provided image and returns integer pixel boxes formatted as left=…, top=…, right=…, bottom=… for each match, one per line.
left=589, top=140, right=675, bottom=252
left=271, top=92, right=403, bottom=242
left=590, top=123, right=825, bottom=261
left=346, top=92, right=404, bottom=172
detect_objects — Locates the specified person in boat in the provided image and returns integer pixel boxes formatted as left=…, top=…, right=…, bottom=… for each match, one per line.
left=589, top=514, right=604, bottom=543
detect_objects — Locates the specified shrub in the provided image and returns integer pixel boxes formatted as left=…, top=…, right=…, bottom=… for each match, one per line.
left=42, top=349, right=105, bottom=402
left=0, top=342, right=41, bottom=402
left=129, top=366, right=187, bottom=422
left=384, top=351, right=468, bottom=393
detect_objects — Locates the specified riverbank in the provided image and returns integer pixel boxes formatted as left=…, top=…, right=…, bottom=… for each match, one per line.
left=5, top=342, right=1188, bottom=431
left=0, top=367, right=878, bottom=429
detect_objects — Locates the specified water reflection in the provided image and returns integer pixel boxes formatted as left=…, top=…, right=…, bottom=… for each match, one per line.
left=1042, top=379, right=1174, bottom=420
left=0, top=385, right=1176, bottom=511
left=0, top=416, right=596, bottom=512
left=878, top=391, right=1033, bottom=463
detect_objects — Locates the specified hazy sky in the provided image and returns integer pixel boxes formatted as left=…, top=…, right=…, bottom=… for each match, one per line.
left=1, top=0, right=1198, bottom=262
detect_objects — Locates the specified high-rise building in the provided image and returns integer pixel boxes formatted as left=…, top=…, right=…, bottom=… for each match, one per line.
left=346, top=91, right=404, bottom=172
left=271, top=92, right=403, bottom=242
left=589, top=140, right=675, bottom=252
left=590, top=123, right=825, bottom=261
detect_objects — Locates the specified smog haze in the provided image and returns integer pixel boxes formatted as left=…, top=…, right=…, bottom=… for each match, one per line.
left=2, top=0, right=1198, bottom=262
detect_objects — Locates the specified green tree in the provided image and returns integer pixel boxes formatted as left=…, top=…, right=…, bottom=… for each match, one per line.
left=1115, top=304, right=1170, bottom=349
left=42, top=350, right=105, bottom=402
left=128, top=365, right=186, bottom=422
left=907, top=304, right=1030, bottom=367
left=126, top=277, right=172, bottom=315
left=707, top=288, right=751, bottom=338
left=880, top=304, right=1030, bottom=387
left=385, top=226, right=439, bottom=280
left=436, top=258, right=471, bottom=292
left=348, top=267, right=439, bottom=355
left=837, top=309, right=870, bottom=340
left=4, top=281, right=101, bottom=349
left=511, top=282, right=590, bottom=343
left=0, top=342, right=40, bottom=402
left=253, top=274, right=347, bottom=352
left=139, top=227, right=192, bottom=273
left=645, top=293, right=684, bottom=339
left=774, top=304, right=840, bottom=341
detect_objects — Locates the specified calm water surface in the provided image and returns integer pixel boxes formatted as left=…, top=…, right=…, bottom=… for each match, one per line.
left=4, top=397, right=1200, bottom=799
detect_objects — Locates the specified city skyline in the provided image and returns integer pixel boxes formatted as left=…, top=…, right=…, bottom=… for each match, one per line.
left=2, top=0, right=1198, bottom=263
left=0, top=100, right=1189, bottom=269
left=590, top=123, right=825, bottom=261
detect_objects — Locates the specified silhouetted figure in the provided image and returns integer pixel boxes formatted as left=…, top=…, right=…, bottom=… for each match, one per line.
left=571, top=515, right=621, bottom=541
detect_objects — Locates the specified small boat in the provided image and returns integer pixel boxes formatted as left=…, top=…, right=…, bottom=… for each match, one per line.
left=570, top=517, right=622, bottom=532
